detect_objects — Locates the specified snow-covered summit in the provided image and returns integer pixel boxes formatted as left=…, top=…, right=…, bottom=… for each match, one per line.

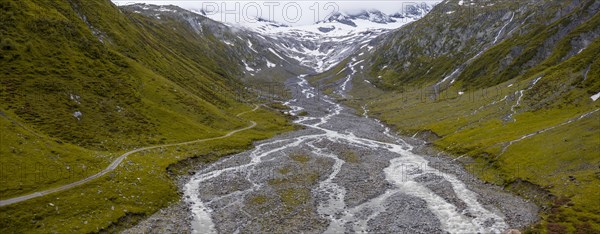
left=196, top=3, right=435, bottom=73
left=321, top=9, right=396, bottom=26
left=400, top=2, right=434, bottom=18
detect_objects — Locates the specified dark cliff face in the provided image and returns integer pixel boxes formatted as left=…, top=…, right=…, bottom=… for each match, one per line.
left=369, top=0, right=599, bottom=91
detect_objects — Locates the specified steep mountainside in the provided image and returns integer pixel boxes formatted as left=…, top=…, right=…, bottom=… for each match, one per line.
left=1, top=0, right=268, bottom=151
left=0, top=0, right=293, bottom=232
left=331, top=0, right=600, bottom=232
left=370, top=0, right=599, bottom=90
left=206, top=4, right=433, bottom=74
left=122, top=4, right=310, bottom=84
left=1, top=0, right=598, bottom=232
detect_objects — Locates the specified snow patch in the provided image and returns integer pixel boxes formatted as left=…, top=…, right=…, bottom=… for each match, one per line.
left=242, top=60, right=255, bottom=72
left=70, top=94, right=81, bottom=104
left=268, top=48, right=285, bottom=60
left=215, top=13, right=422, bottom=73
left=73, top=111, right=83, bottom=120
left=247, top=39, right=257, bottom=52
left=591, top=92, right=600, bottom=101
left=158, top=6, right=176, bottom=12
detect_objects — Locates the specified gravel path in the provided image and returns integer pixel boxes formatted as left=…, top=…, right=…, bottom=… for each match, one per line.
left=0, top=106, right=259, bottom=207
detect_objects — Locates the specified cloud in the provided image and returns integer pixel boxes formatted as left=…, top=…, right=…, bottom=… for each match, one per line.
left=110, top=0, right=439, bottom=25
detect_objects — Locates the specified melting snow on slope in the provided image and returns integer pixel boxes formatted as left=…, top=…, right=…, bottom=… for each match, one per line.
left=337, top=57, right=364, bottom=97
left=73, top=111, right=83, bottom=120
left=214, top=16, right=420, bottom=73
left=228, top=16, right=418, bottom=37
left=247, top=39, right=257, bottom=52
left=157, top=6, right=177, bottom=12
left=242, top=60, right=254, bottom=72
left=268, top=48, right=285, bottom=60
left=70, top=94, right=81, bottom=104
left=457, top=0, right=477, bottom=6
left=591, top=92, right=600, bottom=101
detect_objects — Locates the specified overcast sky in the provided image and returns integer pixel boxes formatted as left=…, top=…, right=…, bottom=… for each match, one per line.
left=111, top=0, right=440, bottom=25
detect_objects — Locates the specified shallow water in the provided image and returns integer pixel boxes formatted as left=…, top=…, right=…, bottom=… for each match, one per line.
left=184, top=75, right=517, bottom=233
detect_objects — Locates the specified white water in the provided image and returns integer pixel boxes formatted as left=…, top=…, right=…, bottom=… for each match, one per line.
left=185, top=75, right=510, bottom=233
left=184, top=179, right=217, bottom=234
left=338, top=57, right=362, bottom=98
left=508, top=76, right=543, bottom=121
left=493, top=12, right=515, bottom=44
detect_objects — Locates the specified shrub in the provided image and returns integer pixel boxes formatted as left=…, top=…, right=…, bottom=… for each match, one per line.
left=546, top=223, right=567, bottom=234
left=1, top=38, right=16, bottom=50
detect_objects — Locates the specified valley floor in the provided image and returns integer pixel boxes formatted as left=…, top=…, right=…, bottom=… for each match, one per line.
left=0, top=104, right=295, bottom=233
left=344, top=74, right=600, bottom=233
left=132, top=75, right=539, bottom=233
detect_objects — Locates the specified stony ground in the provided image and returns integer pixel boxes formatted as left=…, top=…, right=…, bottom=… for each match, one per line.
left=126, top=75, right=538, bottom=233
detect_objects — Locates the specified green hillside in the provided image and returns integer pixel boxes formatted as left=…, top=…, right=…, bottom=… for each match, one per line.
left=336, top=0, right=600, bottom=232
left=0, top=0, right=293, bottom=232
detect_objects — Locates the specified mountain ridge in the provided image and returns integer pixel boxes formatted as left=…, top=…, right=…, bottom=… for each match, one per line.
left=1, top=0, right=598, bottom=233
left=330, top=0, right=600, bottom=233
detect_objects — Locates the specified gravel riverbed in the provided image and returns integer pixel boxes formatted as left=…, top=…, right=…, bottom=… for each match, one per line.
left=126, top=75, right=538, bottom=233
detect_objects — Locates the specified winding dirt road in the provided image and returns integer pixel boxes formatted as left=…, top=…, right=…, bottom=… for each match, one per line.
left=0, top=105, right=260, bottom=207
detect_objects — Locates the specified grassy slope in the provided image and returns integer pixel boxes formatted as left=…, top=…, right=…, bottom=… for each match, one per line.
left=0, top=0, right=294, bottom=232
left=0, top=106, right=293, bottom=233
left=351, top=80, right=600, bottom=233
left=343, top=1, right=600, bottom=233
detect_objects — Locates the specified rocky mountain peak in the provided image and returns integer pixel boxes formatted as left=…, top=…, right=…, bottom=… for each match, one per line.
left=319, top=4, right=434, bottom=27
left=320, top=9, right=396, bottom=27
left=347, top=9, right=396, bottom=24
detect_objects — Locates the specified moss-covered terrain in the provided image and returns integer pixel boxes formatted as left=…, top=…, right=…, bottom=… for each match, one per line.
left=349, top=71, right=600, bottom=233
left=0, top=0, right=295, bottom=232
left=337, top=0, right=600, bottom=232
left=0, top=106, right=294, bottom=233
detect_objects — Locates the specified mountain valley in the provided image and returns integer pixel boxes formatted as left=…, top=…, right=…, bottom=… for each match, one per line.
left=1, top=0, right=599, bottom=233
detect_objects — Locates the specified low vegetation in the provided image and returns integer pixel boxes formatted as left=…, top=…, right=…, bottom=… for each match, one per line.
left=0, top=0, right=295, bottom=232
left=341, top=1, right=600, bottom=232
left=0, top=106, right=294, bottom=233
left=348, top=40, right=600, bottom=234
